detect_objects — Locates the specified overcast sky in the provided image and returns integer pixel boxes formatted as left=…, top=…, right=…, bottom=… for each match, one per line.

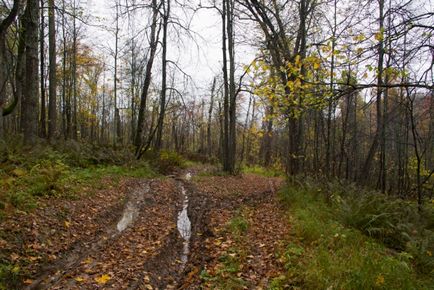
left=76, top=0, right=432, bottom=108
left=80, top=0, right=256, bottom=101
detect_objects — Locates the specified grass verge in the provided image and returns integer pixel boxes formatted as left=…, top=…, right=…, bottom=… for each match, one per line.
left=273, top=184, right=434, bottom=289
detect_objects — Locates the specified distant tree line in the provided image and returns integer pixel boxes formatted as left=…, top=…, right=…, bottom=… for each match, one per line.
left=0, top=0, right=432, bottom=205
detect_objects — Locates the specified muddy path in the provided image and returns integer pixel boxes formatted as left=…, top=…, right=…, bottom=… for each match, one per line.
left=19, top=169, right=214, bottom=290
left=3, top=167, right=287, bottom=289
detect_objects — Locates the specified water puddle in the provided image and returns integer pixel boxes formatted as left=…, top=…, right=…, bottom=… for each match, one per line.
left=185, top=172, right=192, bottom=181
left=117, top=183, right=149, bottom=232
left=177, top=172, right=192, bottom=268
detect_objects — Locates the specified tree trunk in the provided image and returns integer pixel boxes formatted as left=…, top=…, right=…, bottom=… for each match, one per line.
left=22, top=0, right=40, bottom=145
left=207, top=77, right=216, bottom=157
left=40, top=0, right=46, bottom=138
left=221, top=0, right=230, bottom=171
left=47, top=0, right=57, bottom=140
left=155, top=0, right=170, bottom=150
left=113, top=1, right=121, bottom=145
left=0, top=0, right=20, bottom=139
left=135, top=0, right=159, bottom=157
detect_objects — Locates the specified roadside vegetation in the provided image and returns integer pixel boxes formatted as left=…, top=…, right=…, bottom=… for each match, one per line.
left=275, top=177, right=434, bottom=289
left=0, top=140, right=156, bottom=214
left=0, top=139, right=189, bottom=288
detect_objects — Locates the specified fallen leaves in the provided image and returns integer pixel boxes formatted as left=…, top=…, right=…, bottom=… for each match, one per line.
left=1, top=169, right=287, bottom=289
left=188, top=173, right=287, bottom=288
left=23, top=279, right=33, bottom=285
left=95, top=274, right=111, bottom=284
left=74, top=276, right=85, bottom=282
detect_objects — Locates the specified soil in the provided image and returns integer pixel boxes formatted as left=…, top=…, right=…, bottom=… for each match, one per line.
left=0, top=166, right=290, bottom=289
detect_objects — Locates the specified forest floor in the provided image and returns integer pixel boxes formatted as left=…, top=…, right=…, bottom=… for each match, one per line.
left=1, top=159, right=433, bottom=289
left=0, top=164, right=290, bottom=289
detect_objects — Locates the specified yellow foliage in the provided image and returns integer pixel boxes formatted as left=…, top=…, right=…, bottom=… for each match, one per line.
left=375, top=274, right=385, bottom=286
left=95, top=274, right=111, bottom=284
left=374, top=31, right=384, bottom=41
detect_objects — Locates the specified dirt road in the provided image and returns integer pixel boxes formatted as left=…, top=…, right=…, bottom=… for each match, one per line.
left=1, top=168, right=289, bottom=289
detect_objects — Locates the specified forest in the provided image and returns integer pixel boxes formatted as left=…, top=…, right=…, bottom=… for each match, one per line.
left=0, top=0, right=433, bottom=289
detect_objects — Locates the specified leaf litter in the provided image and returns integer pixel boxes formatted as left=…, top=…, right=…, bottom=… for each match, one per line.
left=1, top=167, right=290, bottom=289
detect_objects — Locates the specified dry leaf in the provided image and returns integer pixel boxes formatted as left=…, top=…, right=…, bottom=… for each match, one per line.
left=75, top=277, right=85, bottom=282
left=95, top=274, right=111, bottom=284
left=23, top=279, right=33, bottom=285
left=10, top=253, right=19, bottom=261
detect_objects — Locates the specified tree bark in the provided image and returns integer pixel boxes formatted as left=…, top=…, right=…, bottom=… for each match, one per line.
left=47, top=0, right=57, bottom=140
left=22, top=0, right=40, bottom=145
left=155, top=0, right=170, bottom=150
left=0, top=0, right=21, bottom=139
left=135, top=0, right=159, bottom=157
left=40, top=0, right=46, bottom=137
left=207, top=77, right=216, bottom=156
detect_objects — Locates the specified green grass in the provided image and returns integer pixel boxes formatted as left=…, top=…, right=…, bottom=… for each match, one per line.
left=200, top=211, right=250, bottom=289
left=0, top=262, right=21, bottom=290
left=276, top=185, right=434, bottom=289
left=0, top=141, right=162, bottom=289
left=242, top=165, right=284, bottom=177
left=0, top=142, right=157, bottom=212
left=228, top=209, right=250, bottom=238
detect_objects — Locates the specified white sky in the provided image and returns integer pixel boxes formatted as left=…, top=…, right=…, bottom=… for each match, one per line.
left=75, top=0, right=432, bottom=110
left=80, top=0, right=256, bottom=101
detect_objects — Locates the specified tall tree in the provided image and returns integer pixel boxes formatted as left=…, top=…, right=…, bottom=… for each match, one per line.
left=39, top=0, right=46, bottom=137
left=22, top=0, right=40, bottom=145
left=113, top=0, right=121, bottom=144
left=134, top=0, right=160, bottom=157
left=221, top=0, right=236, bottom=173
left=47, top=0, right=57, bottom=139
left=155, top=0, right=171, bottom=150
left=0, top=0, right=20, bottom=139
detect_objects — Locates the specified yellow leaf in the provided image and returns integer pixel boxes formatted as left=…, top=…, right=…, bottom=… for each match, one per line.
left=374, top=32, right=383, bottom=41
left=12, top=266, right=20, bottom=273
left=375, top=274, right=385, bottom=286
left=64, top=221, right=71, bottom=228
left=313, top=62, right=320, bottom=70
left=213, top=240, right=222, bottom=246
left=295, top=55, right=301, bottom=66
left=11, top=168, right=26, bottom=177
left=95, top=274, right=111, bottom=284
left=75, top=277, right=85, bottom=282
left=83, top=257, right=93, bottom=264
left=353, top=33, right=365, bottom=42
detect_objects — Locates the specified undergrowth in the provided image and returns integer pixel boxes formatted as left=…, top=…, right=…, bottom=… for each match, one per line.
left=141, top=149, right=187, bottom=174
left=242, top=165, right=284, bottom=177
left=275, top=179, right=434, bottom=289
left=0, top=139, right=157, bottom=214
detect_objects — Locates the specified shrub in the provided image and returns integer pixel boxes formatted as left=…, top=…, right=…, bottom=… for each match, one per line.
left=145, top=150, right=187, bottom=174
